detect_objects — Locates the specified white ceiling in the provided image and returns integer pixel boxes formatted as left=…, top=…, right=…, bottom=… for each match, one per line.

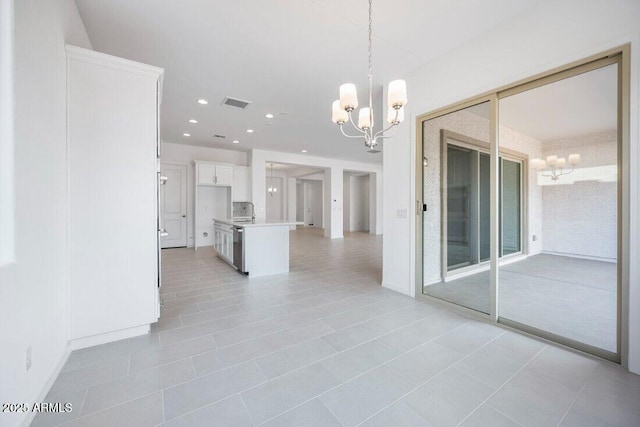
left=499, top=64, right=618, bottom=141
left=74, top=0, right=541, bottom=163
left=462, top=64, right=617, bottom=142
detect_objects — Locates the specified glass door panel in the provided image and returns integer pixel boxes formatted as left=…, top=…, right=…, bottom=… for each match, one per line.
left=498, top=62, right=619, bottom=356
left=422, top=101, right=491, bottom=314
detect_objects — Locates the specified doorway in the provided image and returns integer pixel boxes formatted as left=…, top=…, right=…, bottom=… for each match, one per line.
left=343, top=171, right=371, bottom=233
left=160, top=163, right=187, bottom=248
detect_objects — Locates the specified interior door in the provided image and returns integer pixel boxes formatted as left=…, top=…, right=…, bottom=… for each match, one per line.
left=161, top=164, right=187, bottom=248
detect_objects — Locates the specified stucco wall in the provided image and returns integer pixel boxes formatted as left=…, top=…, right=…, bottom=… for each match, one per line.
left=541, top=130, right=617, bottom=260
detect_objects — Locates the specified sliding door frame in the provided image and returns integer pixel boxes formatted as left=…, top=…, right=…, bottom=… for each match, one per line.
left=415, top=45, right=630, bottom=365
left=440, top=131, right=528, bottom=279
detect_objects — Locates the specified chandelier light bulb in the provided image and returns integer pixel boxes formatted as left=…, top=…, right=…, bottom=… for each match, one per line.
left=568, top=154, right=581, bottom=165
left=332, top=100, right=348, bottom=124
left=556, top=157, right=566, bottom=168
left=546, top=155, right=558, bottom=166
left=388, top=80, right=408, bottom=108
left=358, top=108, right=372, bottom=129
left=339, top=83, right=358, bottom=111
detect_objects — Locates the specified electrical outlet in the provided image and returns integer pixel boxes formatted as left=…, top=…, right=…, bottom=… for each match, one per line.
left=25, top=346, right=32, bottom=371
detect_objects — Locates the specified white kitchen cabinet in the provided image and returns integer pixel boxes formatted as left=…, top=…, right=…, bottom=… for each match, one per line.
left=232, top=166, right=251, bottom=202
left=196, top=162, right=233, bottom=186
left=66, top=45, right=163, bottom=346
left=214, top=222, right=233, bottom=263
left=216, top=165, right=233, bottom=186
left=198, top=164, right=216, bottom=185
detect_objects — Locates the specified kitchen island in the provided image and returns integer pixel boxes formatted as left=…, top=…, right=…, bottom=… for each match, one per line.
left=213, top=218, right=303, bottom=278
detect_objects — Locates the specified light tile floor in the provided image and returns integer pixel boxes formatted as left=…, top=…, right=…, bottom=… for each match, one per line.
left=33, top=228, right=640, bottom=426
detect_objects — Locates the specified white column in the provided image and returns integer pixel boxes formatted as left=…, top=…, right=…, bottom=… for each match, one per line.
left=324, top=167, right=343, bottom=239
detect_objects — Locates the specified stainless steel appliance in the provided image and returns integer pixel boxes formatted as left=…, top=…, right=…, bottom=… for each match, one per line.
left=233, top=226, right=246, bottom=274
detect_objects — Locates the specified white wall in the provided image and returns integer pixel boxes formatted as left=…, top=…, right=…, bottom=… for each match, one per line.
left=382, top=0, right=640, bottom=372
left=266, top=176, right=285, bottom=221
left=540, top=130, right=617, bottom=260
left=0, top=1, right=91, bottom=426
left=162, top=142, right=248, bottom=247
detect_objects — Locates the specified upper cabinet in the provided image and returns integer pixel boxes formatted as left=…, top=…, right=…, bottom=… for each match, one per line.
left=195, top=162, right=233, bottom=186
left=233, top=166, right=251, bottom=202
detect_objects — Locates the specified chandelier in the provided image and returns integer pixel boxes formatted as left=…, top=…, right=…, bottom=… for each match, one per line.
left=267, top=163, right=278, bottom=196
left=531, top=154, right=581, bottom=181
left=331, top=0, right=407, bottom=153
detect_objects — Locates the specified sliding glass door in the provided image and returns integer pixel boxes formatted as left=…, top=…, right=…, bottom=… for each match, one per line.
left=497, top=60, right=620, bottom=358
left=417, top=52, right=625, bottom=362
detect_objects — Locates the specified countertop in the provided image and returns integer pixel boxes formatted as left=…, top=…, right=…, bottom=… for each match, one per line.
left=213, top=218, right=304, bottom=228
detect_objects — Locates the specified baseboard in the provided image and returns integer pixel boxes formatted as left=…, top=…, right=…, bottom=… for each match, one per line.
left=382, top=281, right=412, bottom=297
left=69, top=324, right=150, bottom=351
left=21, top=344, right=72, bottom=427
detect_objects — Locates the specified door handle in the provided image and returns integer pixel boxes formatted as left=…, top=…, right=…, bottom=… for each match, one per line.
left=160, top=176, right=168, bottom=185
left=160, top=229, right=169, bottom=237
left=182, top=215, right=186, bottom=218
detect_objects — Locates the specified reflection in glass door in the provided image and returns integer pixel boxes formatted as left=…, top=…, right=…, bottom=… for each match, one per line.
left=422, top=101, right=492, bottom=314
left=418, top=53, right=624, bottom=362
left=497, top=61, right=620, bottom=358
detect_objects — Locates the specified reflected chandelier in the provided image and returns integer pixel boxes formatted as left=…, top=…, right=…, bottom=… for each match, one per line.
left=331, top=0, right=408, bottom=153
left=531, top=154, right=581, bottom=181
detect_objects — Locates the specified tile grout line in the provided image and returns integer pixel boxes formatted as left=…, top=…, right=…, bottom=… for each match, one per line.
left=452, top=345, right=549, bottom=427
left=254, top=320, right=477, bottom=426
left=238, top=388, right=257, bottom=427
left=555, top=382, right=588, bottom=427
left=354, top=329, right=515, bottom=426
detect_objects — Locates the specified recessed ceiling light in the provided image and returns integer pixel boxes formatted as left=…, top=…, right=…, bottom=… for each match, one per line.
left=246, top=129, right=254, bottom=133
left=301, top=150, right=307, bottom=153
left=183, top=133, right=191, bottom=137
left=188, top=119, right=198, bottom=123
left=265, top=113, right=274, bottom=119
left=197, top=99, right=208, bottom=105
left=233, top=140, right=240, bottom=144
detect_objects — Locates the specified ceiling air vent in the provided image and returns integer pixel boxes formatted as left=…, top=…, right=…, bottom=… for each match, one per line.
left=213, top=134, right=226, bottom=139
left=222, top=96, right=252, bottom=110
